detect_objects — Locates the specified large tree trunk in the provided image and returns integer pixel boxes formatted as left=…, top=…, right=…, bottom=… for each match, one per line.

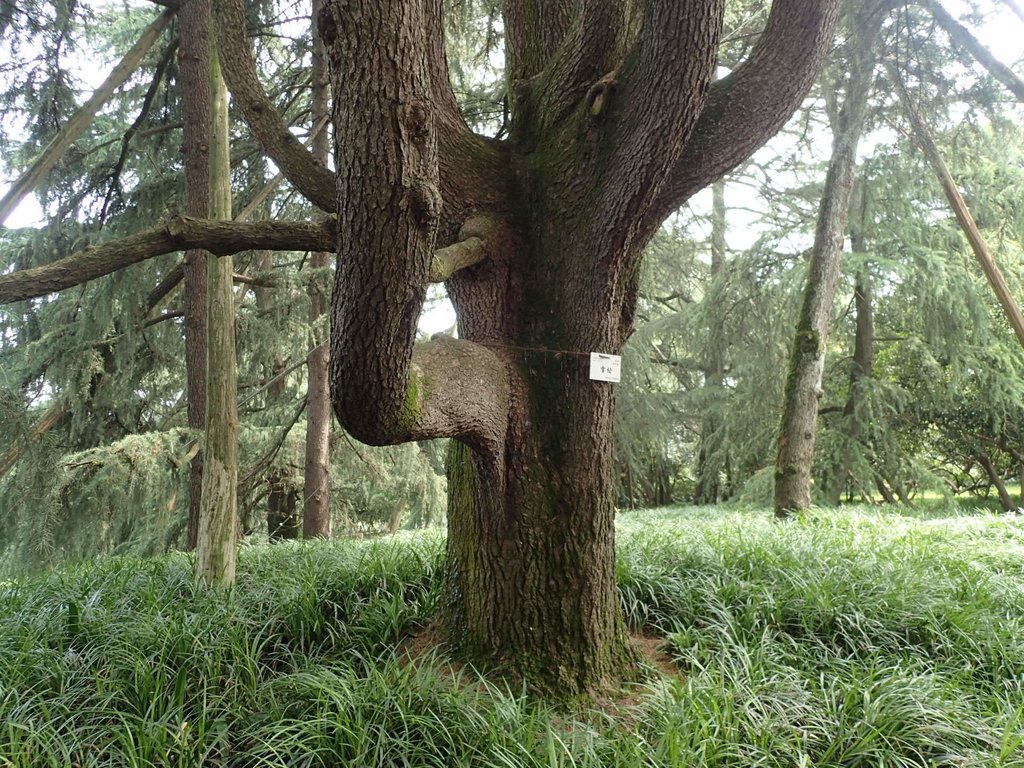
left=302, top=0, right=332, bottom=539
left=202, top=0, right=840, bottom=695
left=774, top=8, right=882, bottom=517
left=180, top=0, right=210, bottom=551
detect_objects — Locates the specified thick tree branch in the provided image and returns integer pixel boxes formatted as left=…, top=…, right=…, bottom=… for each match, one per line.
left=920, top=0, right=1024, bottom=101
left=505, top=0, right=577, bottom=83
left=429, top=215, right=497, bottom=282
left=0, top=216, right=334, bottom=304
left=0, top=210, right=489, bottom=305
left=405, top=337, right=510, bottom=453
left=597, top=0, right=722, bottom=250
left=211, top=0, right=336, bottom=212
left=430, top=238, right=486, bottom=283
left=646, top=0, right=842, bottom=230
left=326, top=0, right=508, bottom=456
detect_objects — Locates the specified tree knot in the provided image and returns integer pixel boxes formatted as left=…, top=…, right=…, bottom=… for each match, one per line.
left=586, top=72, right=618, bottom=120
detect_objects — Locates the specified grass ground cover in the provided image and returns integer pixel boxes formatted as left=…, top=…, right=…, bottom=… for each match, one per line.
left=0, top=507, right=1022, bottom=766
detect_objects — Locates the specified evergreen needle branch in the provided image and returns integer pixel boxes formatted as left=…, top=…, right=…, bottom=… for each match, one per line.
left=238, top=395, right=308, bottom=490
left=889, top=61, right=1024, bottom=350
left=0, top=7, right=176, bottom=226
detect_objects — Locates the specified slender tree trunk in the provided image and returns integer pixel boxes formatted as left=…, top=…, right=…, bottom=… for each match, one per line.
left=267, top=485, right=299, bottom=539
left=977, top=452, right=1015, bottom=512
left=832, top=268, right=874, bottom=505
left=255, top=246, right=299, bottom=542
left=875, top=475, right=897, bottom=504
left=0, top=9, right=175, bottom=225
left=775, top=11, right=882, bottom=517
left=195, top=36, right=238, bottom=587
left=696, top=178, right=727, bottom=504
left=181, top=0, right=210, bottom=550
left=303, top=0, right=332, bottom=539
left=828, top=186, right=874, bottom=506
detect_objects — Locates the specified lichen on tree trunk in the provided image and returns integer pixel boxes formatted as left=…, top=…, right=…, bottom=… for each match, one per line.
left=195, top=36, right=237, bottom=588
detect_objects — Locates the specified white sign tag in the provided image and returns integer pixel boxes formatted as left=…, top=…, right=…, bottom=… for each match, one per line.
left=589, top=353, right=622, bottom=383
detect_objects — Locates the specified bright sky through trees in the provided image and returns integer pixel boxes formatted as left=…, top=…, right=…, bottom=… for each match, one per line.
left=0, top=1, right=1019, bottom=247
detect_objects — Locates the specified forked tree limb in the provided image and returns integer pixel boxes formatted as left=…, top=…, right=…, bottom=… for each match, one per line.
left=592, top=0, right=722, bottom=247
left=0, top=8, right=176, bottom=226
left=646, top=0, right=843, bottom=231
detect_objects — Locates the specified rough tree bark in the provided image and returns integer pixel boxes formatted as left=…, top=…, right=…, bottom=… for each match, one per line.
left=309, top=0, right=839, bottom=695
left=302, top=0, right=332, bottom=539
left=774, top=6, right=884, bottom=518
left=180, top=0, right=210, bottom=550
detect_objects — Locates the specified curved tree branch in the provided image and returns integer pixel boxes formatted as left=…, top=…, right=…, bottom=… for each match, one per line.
left=325, top=0, right=509, bottom=456
left=645, top=0, right=842, bottom=231
left=211, top=0, right=336, bottom=212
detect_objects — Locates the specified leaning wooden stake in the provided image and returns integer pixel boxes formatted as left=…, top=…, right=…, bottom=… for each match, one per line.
left=195, top=31, right=238, bottom=588
left=0, top=8, right=175, bottom=226
left=893, top=68, right=1024, bottom=349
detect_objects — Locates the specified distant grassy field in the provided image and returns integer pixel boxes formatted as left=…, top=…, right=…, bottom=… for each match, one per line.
left=1, top=507, right=1022, bottom=766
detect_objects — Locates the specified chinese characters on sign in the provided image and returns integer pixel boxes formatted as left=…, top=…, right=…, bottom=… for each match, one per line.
left=589, top=353, right=621, bottom=383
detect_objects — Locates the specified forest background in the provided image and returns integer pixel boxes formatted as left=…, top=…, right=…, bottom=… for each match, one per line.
left=0, top=0, right=1022, bottom=574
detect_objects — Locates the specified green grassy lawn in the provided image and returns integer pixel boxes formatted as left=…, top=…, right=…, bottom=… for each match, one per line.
left=1, top=507, right=1022, bottom=766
